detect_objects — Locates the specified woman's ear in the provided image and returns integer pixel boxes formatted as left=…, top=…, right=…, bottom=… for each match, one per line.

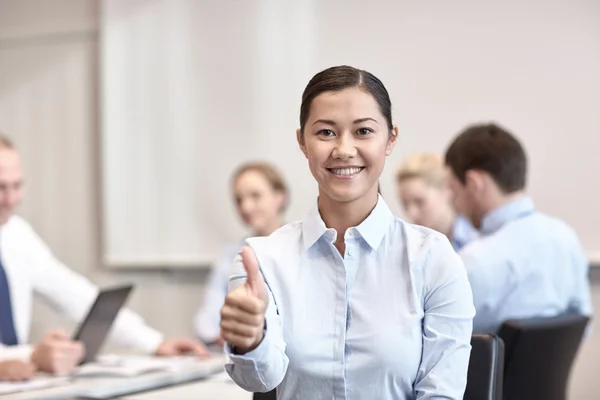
left=385, top=125, right=399, bottom=156
left=275, top=190, right=287, bottom=214
left=297, top=128, right=308, bottom=158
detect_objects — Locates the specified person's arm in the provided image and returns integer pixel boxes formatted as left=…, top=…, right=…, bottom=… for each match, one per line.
left=223, top=247, right=288, bottom=392
left=570, top=239, right=593, bottom=318
left=414, top=236, right=475, bottom=399
left=194, top=247, right=237, bottom=342
left=25, top=226, right=163, bottom=354
left=459, top=246, right=513, bottom=334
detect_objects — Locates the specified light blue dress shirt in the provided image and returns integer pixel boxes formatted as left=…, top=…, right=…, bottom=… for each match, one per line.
left=225, top=195, right=475, bottom=400
left=459, top=196, right=593, bottom=334
left=451, top=214, right=479, bottom=252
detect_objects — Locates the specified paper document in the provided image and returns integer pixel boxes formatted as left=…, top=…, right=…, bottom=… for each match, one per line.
left=75, top=354, right=209, bottom=377
left=0, top=376, right=70, bottom=396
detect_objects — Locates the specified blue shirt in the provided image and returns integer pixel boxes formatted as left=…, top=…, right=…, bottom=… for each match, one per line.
left=225, top=196, right=474, bottom=400
left=459, top=196, right=592, bottom=334
left=451, top=214, right=479, bottom=252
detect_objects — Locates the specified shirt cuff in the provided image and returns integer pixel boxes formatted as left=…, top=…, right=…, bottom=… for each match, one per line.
left=134, top=327, right=165, bottom=354
left=226, top=322, right=270, bottom=366
left=0, top=344, right=33, bottom=362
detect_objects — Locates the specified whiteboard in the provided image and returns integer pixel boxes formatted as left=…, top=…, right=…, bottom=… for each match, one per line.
left=100, top=0, right=600, bottom=268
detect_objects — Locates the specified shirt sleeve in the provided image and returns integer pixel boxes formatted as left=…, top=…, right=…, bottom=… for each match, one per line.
left=194, top=245, right=238, bottom=342
left=0, top=344, right=33, bottom=362
left=569, top=238, right=593, bottom=318
left=224, top=250, right=289, bottom=392
left=460, top=245, right=516, bottom=334
left=414, top=235, right=475, bottom=400
left=26, top=226, right=163, bottom=354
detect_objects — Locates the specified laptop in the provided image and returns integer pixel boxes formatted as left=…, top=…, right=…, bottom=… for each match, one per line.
left=72, top=284, right=134, bottom=364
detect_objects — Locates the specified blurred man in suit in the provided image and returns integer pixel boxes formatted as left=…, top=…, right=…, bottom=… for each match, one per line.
left=0, top=134, right=208, bottom=375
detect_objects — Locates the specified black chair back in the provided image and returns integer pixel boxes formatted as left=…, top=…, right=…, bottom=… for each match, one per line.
left=499, top=313, right=589, bottom=400
left=253, top=390, right=276, bottom=400
left=465, top=334, right=504, bottom=400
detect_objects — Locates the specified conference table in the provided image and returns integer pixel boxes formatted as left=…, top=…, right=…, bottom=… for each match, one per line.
left=3, top=355, right=250, bottom=400
left=121, top=373, right=251, bottom=400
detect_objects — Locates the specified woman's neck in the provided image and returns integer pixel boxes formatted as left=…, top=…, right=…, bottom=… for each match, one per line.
left=255, top=216, right=284, bottom=237
left=318, top=187, right=379, bottom=256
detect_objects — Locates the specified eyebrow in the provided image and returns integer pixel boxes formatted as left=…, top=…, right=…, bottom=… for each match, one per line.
left=312, top=117, right=379, bottom=126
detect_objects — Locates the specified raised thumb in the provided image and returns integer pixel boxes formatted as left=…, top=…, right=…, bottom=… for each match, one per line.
left=241, top=246, right=266, bottom=300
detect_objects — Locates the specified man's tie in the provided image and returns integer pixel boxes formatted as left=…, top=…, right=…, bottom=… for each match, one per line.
left=0, top=253, right=18, bottom=345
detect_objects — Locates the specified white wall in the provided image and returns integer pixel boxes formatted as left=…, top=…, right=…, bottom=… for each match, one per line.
left=0, top=1, right=599, bottom=398
left=100, top=0, right=600, bottom=268
left=0, top=0, right=204, bottom=340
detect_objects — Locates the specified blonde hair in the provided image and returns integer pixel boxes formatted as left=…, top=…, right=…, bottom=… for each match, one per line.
left=232, top=162, right=289, bottom=210
left=396, top=152, right=448, bottom=188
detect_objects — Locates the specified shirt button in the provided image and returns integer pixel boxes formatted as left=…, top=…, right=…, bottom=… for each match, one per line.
left=348, top=249, right=354, bottom=257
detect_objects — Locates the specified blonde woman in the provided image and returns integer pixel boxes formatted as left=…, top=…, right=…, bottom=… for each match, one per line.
left=396, top=152, right=478, bottom=251
left=194, top=162, right=288, bottom=345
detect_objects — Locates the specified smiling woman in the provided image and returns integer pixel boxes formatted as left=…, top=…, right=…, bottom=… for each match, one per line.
left=219, top=66, right=475, bottom=400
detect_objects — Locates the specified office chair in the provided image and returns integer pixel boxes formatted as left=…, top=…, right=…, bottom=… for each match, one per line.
left=253, top=390, right=276, bottom=400
left=464, top=334, right=504, bottom=400
left=498, top=313, right=589, bottom=400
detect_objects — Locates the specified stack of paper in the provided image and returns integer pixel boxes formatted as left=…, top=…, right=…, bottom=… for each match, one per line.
left=0, top=376, right=70, bottom=396
left=75, top=355, right=206, bottom=377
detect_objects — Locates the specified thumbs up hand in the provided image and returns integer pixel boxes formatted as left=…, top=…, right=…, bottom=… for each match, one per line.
left=220, top=246, right=269, bottom=354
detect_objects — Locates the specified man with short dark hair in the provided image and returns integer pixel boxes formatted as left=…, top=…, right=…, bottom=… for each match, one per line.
left=445, top=123, right=592, bottom=333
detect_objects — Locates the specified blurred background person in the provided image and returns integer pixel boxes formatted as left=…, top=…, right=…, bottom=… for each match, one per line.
left=0, top=136, right=208, bottom=375
left=444, top=123, right=592, bottom=334
left=194, top=162, right=288, bottom=345
left=396, top=152, right=479, bottom=251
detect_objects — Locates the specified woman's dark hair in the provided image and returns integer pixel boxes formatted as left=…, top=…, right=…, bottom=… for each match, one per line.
left=299, top=66, right=393, bottom=134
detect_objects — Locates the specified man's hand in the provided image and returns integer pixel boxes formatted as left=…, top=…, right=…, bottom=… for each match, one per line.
left=155, top=338, right=210, bottom=358
left=0, top=360, right=36, bottom=381
left=30, top=329, right=85, bottom=375
left=220, top=246, right=268, bottom=354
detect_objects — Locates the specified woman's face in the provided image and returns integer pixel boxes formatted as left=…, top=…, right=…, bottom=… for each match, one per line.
left=297, top=87, right=397, bottom=204
left=397, top=177, right=453, bottom=230
left=234, top=170, right=284, bottom=235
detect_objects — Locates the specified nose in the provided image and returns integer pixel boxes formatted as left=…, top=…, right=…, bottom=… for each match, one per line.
left=331, top=133, right=357, bottom=160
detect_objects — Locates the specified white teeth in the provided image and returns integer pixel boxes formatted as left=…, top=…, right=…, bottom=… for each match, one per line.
left=330, top=167, right=362, bottom=175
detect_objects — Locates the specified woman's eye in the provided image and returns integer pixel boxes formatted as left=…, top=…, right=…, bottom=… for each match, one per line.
left=356, top=128, right=373, bottom=136
left=318, top=129, right=335, bottom=137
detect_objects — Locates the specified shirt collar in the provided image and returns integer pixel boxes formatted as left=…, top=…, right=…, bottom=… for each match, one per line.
left=480, top=196, right=535, bottom=235
left=302, top=194, right=395, bottom=252
left=451, top=214, right=475, bottom=251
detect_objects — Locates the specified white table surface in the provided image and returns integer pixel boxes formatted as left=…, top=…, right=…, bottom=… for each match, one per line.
left=121, top=372, right=252, bottom=400
left=3, top=355, right=226, bottom=400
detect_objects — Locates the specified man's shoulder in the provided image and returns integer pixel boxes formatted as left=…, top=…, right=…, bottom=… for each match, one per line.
left=3, top=215, right=36, bottom=236
left=458, top=229, right=513, bottom=276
